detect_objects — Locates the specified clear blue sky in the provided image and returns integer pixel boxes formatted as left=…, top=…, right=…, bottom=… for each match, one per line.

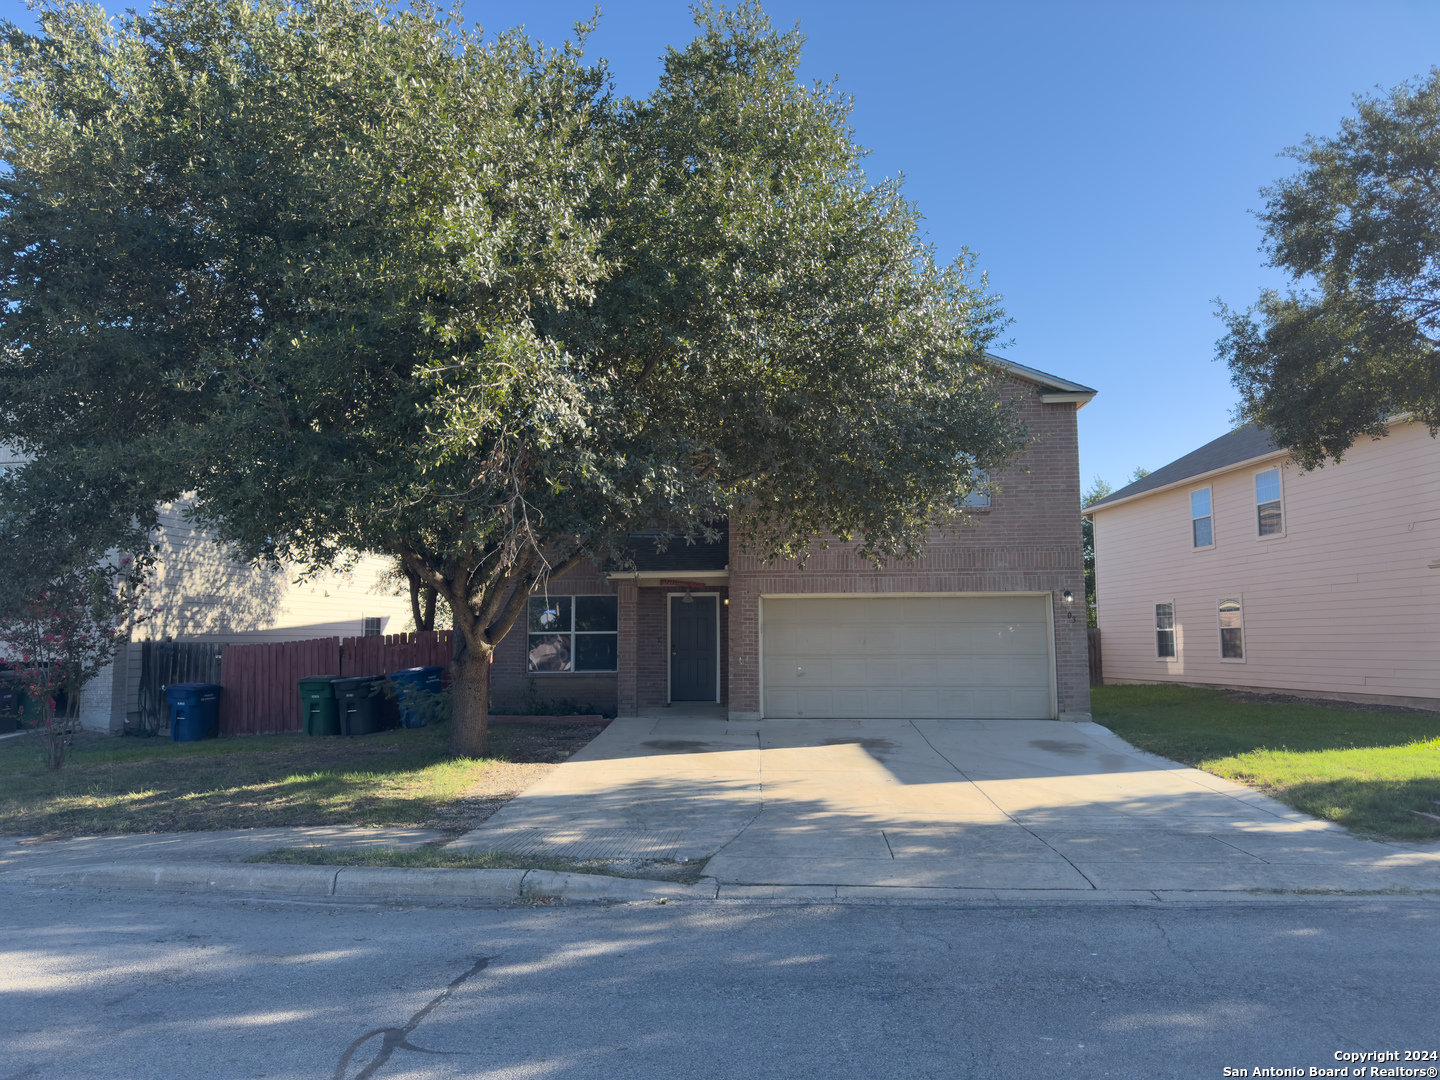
left=5, top=0, right=1439, bottom=492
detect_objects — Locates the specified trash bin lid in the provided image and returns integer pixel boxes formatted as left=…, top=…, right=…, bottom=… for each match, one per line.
left=165, top=682, right=222, bottom=697
left=297, top=676, right=338, bottom=695
left=330, top=676, right=383, bottom=694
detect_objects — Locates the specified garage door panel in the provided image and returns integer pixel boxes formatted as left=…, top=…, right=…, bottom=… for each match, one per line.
left=763, top=595, right=1053, bottom=719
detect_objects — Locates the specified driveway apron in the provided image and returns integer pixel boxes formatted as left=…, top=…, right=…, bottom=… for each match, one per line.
left=449, top=713, right=1440, bottom=896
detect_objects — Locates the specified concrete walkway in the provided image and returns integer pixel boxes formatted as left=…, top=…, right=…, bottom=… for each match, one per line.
left=449, top=712, right=1440, bottom=898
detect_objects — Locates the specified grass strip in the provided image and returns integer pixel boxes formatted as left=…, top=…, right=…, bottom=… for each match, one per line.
left=249, top=845, right=712, bottom=884
left=0, top=721, right=599, bottom=839
left=1092, top=684, right=1440, bottom=840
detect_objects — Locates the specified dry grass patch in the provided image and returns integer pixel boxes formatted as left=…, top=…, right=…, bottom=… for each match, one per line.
left=0, top=721, right=602, bottom=839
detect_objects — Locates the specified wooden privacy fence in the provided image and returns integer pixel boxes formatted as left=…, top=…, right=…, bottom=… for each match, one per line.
left=138, top=640, right=224, bottom=734
left=215, top=631, right=453, bottom=736
left=1087, top=627, right=1103, bottom=686
left=341, top=631, right=453, bottom=683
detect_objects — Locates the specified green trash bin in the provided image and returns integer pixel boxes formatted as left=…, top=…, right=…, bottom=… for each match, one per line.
left=298, top=676, right=340, bottom=737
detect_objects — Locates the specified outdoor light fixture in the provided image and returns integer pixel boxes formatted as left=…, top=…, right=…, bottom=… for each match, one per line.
left=723, top=598, right=729, bottom=606
left=1062, top=590, right=1074, bottom=604
left=682, top=592, right=694, bottom=604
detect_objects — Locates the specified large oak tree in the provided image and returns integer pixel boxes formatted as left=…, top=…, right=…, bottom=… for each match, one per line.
left=0, top=0, right=1027, bottom=755
left=1218, top=71, right=1440, bottom=468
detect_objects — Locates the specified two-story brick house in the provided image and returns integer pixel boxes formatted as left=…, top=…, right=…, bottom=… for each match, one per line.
left=490, top=359, right=1096, bottom=721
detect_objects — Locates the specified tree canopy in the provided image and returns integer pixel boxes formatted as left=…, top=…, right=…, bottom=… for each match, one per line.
left=1218, top=71, right=1440, bottom=469
left=0, top=0, right=1028, bottom=755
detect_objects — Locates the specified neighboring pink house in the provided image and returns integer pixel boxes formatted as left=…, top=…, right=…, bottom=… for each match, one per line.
left=490, top=359, right=1097, bottom=721
left=1085, top=419, right=1440, bottom=711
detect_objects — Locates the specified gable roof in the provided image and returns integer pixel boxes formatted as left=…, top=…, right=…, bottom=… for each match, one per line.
left=1084, top=424, right=1284, bottom=513
left=988, top=355, right=1098, bottom=406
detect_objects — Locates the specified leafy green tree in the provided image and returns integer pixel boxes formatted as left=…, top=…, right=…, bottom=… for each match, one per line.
left=1218, top=71, right=1440, bottom=469
left=0, top=0, right=1027, bottom=756
left=1080, top=477, right=1112, bottom=628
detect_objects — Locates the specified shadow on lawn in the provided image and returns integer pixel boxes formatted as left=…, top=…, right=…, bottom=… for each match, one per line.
left=1270, top=777, right=1440, bottom=841
left=0, top=721, right=602, bottom=839
left=1093, top=684, right=1440, bottom=840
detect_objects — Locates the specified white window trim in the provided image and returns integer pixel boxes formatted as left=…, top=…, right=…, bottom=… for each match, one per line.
left=1190, top=485, right=1215, bottom=550
left=1254, top=466, right=1286, bottom=541
left=527, top=594, right=620, bottom=674
left=1154, top=600, right=1179, bottom=662
left=1217, top=595, right=1246, bottom=664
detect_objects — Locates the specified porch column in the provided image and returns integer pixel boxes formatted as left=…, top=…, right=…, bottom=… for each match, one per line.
left=616, top=580, right=638, bottom=716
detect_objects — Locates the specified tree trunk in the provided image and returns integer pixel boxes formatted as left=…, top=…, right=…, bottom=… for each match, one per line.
left=449, top=643, right=492, bottom=758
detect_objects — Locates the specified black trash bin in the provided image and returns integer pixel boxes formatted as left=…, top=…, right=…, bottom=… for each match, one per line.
left=166, top=683, right=222, bottom=742
left=330, top=676, right=393, bottom=736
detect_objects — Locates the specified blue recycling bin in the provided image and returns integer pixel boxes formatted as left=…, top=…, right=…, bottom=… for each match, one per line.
left=166, top=683, right=222, bottom=742
left=389, top=666, right=444, bottom=729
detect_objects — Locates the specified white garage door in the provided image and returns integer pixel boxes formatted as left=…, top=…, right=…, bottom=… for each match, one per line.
left=762, top=595, right=1054, bottom=719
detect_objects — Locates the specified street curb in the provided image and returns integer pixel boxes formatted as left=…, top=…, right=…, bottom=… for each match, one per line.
left=20, top=861, right=1436, bottom=906
left=21, top=861, right=720, bottom=904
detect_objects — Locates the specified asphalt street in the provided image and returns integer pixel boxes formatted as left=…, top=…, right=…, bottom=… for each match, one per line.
left=2, top=882, right=1436, bottom=1080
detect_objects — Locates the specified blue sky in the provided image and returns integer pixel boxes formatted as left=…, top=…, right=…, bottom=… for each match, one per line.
left=5, top=0, right=1439, bottom=493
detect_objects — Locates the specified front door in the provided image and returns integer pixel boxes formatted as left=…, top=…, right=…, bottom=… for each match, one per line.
left=670, top=595, right=717, bottom=701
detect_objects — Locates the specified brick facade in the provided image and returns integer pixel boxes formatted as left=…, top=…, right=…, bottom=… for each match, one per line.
left=725, top=378, right=1090, bottom=720
left=489, top=373, right=1090, bottom=722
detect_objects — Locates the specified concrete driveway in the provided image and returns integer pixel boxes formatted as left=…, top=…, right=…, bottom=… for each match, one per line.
left=452, top=710, right=1440, bottom=899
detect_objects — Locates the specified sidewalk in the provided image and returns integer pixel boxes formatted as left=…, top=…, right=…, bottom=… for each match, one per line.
left=6, top=715, right=1439, bottom=905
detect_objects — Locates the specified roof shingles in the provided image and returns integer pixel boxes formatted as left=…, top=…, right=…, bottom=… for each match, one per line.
left=1085, top=424, right=1281, bottom=512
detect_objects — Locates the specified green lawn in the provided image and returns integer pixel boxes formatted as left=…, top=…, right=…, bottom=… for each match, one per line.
left=1092, top=684, right=1440, bottom=840
left=0, top=721, right=598, bottom=839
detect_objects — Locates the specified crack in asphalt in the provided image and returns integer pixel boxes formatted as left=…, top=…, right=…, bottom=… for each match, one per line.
left=333, top=956, right=489, bottom=1080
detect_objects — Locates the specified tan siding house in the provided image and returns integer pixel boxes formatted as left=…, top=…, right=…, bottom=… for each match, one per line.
left=0, top=449, right=414, bottom=732
left=1086, top=420, right=1440, bottom=710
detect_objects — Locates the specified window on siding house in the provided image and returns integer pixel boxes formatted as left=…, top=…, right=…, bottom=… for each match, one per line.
left=1255, top=468, right=1283, bottom=536
left=1191, top=487, right=1213, bottom=548
left=528, top=595, right=618, bottom=672
left=1155, top=602, right=1177, bottom=659
left=1218, top=597, right=1245, bottom=660
left=363, top=617, right=382, bottom=637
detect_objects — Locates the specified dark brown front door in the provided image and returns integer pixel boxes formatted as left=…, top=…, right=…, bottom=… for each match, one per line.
left=670, top=595, right=717, bottom=701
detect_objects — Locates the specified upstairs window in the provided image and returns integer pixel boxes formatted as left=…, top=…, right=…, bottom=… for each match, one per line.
left=1190, top=487, right=1213, bottom=548
left=1155, top=602, right=1177, bottom=659
left=1218, top=597, right=1245, bottom=660
left=1255, top=468, right=1284, bottom=537
left=959, top=468, right=991, bottom=508
left=528, top=595, right=619, bottom=672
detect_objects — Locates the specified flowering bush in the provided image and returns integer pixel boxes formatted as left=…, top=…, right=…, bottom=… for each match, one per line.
left=0, top=559, right=156, bottom=769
